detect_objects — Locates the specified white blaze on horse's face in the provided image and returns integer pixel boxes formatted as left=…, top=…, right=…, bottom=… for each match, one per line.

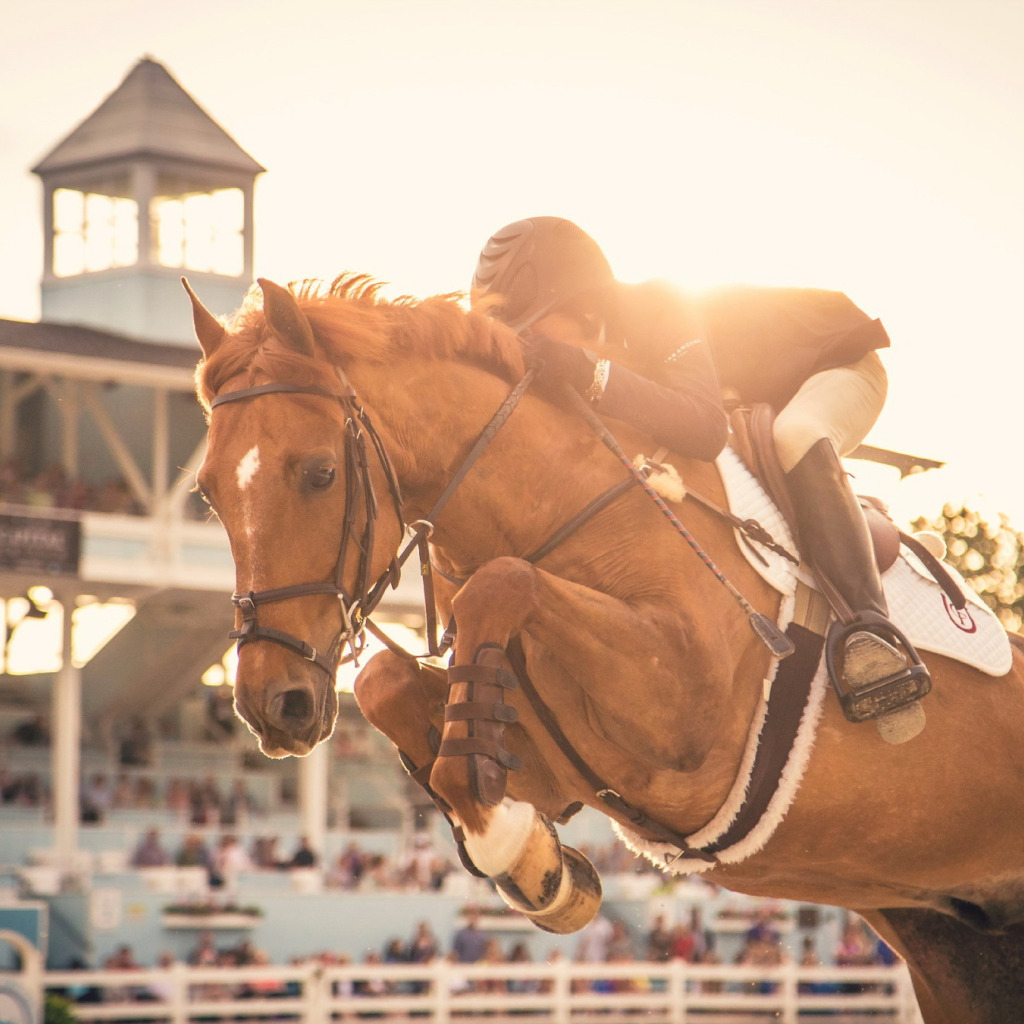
left=235, top=445, right=261, bottom=490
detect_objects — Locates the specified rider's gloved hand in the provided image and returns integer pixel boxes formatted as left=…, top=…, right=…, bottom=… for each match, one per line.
left=524, top=334, right=595, bottom=395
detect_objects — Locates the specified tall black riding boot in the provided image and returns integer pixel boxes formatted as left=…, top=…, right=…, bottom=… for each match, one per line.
left=785, top=439, right=930, bottom=724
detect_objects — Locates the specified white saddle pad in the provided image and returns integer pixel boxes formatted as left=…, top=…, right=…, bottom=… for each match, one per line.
left=715, top=448, right=1013, bottom=677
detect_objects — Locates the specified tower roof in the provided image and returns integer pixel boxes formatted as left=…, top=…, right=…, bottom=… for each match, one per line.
left=32, top=56, right=265, bottom=178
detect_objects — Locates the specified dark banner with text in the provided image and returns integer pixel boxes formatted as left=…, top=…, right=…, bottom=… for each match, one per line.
left=0, top=514, right=82, bottom=575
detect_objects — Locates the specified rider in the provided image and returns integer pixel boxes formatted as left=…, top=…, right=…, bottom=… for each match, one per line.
left=469, top=215, right=930, bottom=719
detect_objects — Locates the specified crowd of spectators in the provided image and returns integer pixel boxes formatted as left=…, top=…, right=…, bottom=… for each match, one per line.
left=0, top=459, right=145, bottom=516
left=54, top=903, right=896, bottom=1015
left=74, top=771, right=261, bottom=826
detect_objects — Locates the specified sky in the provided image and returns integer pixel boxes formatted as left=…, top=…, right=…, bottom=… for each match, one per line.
left=1, top=0, right=1023, bottom=530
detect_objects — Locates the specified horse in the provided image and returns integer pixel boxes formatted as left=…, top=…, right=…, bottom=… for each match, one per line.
left=187, top=274, right=1024, bottom=1023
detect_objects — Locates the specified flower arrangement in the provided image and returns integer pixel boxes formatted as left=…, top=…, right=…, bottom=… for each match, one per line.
left=162, top=901, right=262, bottom=917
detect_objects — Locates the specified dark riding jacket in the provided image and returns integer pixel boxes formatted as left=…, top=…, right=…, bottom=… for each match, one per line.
left=594, top=280, right=890, bottom=461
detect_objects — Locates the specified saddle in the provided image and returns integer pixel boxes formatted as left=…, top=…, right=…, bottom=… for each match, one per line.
left=729, top=404, right=968, bottom=621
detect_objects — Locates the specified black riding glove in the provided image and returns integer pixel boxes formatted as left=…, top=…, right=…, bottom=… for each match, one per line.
left=525, top=335, right=595, bottom=395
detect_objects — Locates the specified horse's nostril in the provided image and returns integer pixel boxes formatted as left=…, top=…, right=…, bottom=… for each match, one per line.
left=276, top=688, right=315, bottom=723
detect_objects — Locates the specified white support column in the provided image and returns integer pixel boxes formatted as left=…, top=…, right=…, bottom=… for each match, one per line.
left=297, top=741, right=329, bottom=866
left=152, top=388, right=169, bottom=505
left=51, top=585, right=81, bottom=877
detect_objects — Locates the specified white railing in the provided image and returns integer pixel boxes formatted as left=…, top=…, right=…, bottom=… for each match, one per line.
left=43, top=959, right=925, bottom=1023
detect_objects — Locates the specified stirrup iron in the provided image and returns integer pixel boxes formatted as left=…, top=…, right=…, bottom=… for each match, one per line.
left=825, top=612, right=931, bottom=724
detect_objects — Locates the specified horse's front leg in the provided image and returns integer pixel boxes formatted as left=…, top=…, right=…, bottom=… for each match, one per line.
left=429, top=558, right=605, bottom=934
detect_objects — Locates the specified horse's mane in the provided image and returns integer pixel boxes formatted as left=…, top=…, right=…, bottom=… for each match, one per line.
left=196, top=273, right=526, bottom=410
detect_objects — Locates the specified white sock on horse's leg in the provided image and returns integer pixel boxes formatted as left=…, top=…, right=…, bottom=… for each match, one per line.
left=461, top=798, right=537, bottom=878
left=462, top=798, right=602, bottom=933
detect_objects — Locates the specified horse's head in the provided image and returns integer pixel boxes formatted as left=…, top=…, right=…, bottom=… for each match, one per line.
left=188, top=278, right=404, bottom=757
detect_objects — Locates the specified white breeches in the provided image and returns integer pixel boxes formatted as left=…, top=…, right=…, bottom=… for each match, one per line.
left=772, top=351, right=887, bottom=472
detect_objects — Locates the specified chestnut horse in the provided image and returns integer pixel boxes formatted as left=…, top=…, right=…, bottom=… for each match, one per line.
left=189, top=275, right=1024, bottom=1023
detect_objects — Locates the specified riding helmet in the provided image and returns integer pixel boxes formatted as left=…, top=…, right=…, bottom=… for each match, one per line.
left=470, top=216, right=614, bottom=333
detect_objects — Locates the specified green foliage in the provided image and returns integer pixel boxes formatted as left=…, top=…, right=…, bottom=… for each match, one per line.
left=44, top=993, right=79, bottom=1024
left=911, top=505, right=1024, bottom=634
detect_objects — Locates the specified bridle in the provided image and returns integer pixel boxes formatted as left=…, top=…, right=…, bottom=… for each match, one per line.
left=210, top=377, right=405, bottom=676
left=208, top=368, right=542, bottom=677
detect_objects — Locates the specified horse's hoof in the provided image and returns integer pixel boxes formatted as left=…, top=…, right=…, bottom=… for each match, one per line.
left=520, top=845, right=603, bottom=935
left=875, top=701, right=926, bottom=744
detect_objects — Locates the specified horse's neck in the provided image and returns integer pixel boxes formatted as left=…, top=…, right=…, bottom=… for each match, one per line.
left=378, top=360, right=732, bottom=585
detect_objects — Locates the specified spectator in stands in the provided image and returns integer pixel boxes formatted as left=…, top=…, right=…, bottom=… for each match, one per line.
left=206, top=686, right=236, bottom=740
left=645, top=913, right=674, bottom=962
left=0, top=458, right=26, bottom=504
left=175, top=833, right=212, bottom=870
left=0, top=770, right=45, bottom=807
left=232, top=939, right=260, bottom=966
left=0, top=769, right=19, bottom=804
left=669, top=919, right=699, bottom=962
left=81, top=773, right=113, bottom=823
left=452, top=905, right=488, bottom=964
left=242, top=950, right=287, bottom=997
left=834, top=915, right=881, bottom=995
left=507, top=941, right=538, bottom=994
left=10, top=713, right=49, bottom=746
left=210, top=834, right=252, bottom=890
left=190, top=776, right=222, bottom=825
left=735, top=925, right=787, bottom=995
left=800, top=935, right=822, bottom=967
left=353, top=951, right=388, bottom=998
left=187, top=931, right=219, bottom=967
left=165, top=778, right=191, bottom=815
left=286, top=836, right=318, bottom=869
left=835, top=916, right=880, bottom=966
left=221, top=779, right=256, bottom=826
left=606, top=918, right=635, bottom=961
left=131, top=828, right=169, bottom=867
left=383, top=936, right=412, bottom=995
left=694, top=932, right=723, bottom=993
left=476, top=937, right=508, bottom=993
left=360, top=852, right=394, bottom=889
left=250, top=835, right=281, bottom=870
left=401, top=832, right=437, bottom=889
left=408, top=920, right=440, bottom=964
left=327, top=842, right=366, bottom=889
left=118, top=717, right=152, bottom=767
left=745, top=904, right=784, bottom=946
left=146, top=952, right=177, bottom=1002
left=103, top=944, right=148, bottom=1003
left=575, top=912, right=614, bottom=963
left=94, top=477, right=140, bottom=514
left=25, top=464, right=65, bottom=508
left=112, top=773, right=137, bottom=808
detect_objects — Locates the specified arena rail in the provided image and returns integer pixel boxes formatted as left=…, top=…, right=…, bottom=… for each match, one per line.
left=43, top=959, right=926, bottom=1023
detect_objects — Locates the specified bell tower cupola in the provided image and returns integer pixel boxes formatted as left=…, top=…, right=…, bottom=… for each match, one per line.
left=31, top=57, right=264, bottom=345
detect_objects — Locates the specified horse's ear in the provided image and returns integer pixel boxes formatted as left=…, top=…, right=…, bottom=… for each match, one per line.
left=182, top=278, right=226, bottom=358
left=258, top=278, right=315, bottom=357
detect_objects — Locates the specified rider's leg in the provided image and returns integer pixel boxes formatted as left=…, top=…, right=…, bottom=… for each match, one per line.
left=774, top=355, right=931, bottom=702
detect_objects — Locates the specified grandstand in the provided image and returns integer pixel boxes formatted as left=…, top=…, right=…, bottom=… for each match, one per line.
left=0, top=58, right=922, bottom=1023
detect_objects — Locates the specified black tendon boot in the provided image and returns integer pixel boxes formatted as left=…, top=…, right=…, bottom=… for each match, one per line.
left=785, top=439, right=931, bottom=729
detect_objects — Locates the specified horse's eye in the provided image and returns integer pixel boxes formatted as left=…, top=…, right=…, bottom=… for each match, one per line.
left=308, top=465, right=336, bottom=491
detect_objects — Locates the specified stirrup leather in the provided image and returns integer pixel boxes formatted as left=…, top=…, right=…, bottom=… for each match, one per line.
left=825, top=611, right=932, bottom=723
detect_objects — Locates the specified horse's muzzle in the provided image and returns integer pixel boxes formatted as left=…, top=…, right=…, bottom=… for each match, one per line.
left=234, top=676, right=337, bottom=758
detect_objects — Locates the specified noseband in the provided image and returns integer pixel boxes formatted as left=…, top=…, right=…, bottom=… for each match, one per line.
left=210, top=379, right=404, bottom=676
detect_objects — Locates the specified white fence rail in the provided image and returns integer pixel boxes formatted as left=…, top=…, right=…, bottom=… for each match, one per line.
left=43, top=960, right=925, bottom=1023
